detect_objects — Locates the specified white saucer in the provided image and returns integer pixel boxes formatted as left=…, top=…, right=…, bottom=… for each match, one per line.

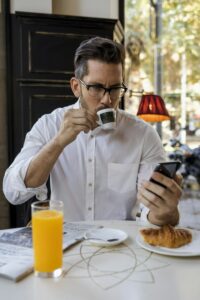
left=84, top=228, right=128, bottom=247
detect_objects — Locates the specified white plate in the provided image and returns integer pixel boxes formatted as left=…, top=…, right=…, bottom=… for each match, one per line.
left=136, top=229, right=200, bottom=257
left=84, top=228, right=128, bottom=247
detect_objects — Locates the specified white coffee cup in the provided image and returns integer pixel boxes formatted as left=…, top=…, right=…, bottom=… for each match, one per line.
left=97, top=108, right=116, bottom=130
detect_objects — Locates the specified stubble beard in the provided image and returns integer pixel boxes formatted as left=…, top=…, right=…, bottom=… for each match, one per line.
left=79, top=94, right=87, bottom=109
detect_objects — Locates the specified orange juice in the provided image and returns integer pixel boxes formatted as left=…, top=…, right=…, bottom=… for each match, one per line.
left=32, top=209, right=63, bottom=273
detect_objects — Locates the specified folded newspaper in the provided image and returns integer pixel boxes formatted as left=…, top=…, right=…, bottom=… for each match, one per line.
left=0, top=222, right=98, bottom=282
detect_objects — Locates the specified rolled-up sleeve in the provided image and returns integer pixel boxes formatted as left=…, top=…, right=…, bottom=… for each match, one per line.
left=2, top=115, right=51, bottom=205
left=3, top=156, right=47, bottom=204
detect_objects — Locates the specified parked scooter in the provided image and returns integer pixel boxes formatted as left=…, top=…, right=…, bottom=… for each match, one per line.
left=166, top=139, right=200, bottom=186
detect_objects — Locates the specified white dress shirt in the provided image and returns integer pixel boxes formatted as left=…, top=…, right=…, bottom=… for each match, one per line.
left=3, top=100, right=166, bottom=221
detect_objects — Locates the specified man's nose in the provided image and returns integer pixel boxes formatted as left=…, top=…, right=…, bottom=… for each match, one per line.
left=100, top=91, right=112, bottom=107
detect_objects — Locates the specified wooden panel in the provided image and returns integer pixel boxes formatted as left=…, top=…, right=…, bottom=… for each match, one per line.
left=29, top=31, right=84, bottom=77
left=12, top=82, right=75, bottom=156
left=12, top=12, right=123, bottom=81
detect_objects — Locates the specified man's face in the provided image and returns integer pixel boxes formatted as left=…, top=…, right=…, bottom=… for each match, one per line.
left=72, top=60, right=124, bottom=113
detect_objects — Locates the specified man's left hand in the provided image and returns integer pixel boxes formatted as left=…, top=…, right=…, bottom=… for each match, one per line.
left=137, top=172, right=183, bottom=226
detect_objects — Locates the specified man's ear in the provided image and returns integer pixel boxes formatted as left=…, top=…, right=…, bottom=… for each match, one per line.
left=70, top=77, right=81, bottom=98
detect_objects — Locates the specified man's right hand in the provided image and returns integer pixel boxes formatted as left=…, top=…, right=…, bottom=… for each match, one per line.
left=24, top=108, right=97, bottom=188
left=55, top=108, right=98, bottom=149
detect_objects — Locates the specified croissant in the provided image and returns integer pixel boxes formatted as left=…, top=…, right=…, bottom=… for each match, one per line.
left=140, top=225, right=192, bottom=248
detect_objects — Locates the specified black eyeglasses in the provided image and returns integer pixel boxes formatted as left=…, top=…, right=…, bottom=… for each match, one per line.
left=79, top=79, right=128, bottom=101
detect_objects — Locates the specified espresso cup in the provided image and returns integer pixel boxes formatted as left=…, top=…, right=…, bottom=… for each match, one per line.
left=97, top=108, right=116, bottom=130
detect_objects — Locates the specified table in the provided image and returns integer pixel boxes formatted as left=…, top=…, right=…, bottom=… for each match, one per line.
left=0, top=220, right=199, bottom=300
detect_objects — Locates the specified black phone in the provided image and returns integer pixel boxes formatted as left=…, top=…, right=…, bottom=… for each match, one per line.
left=150, top=161, right=181, bottom=187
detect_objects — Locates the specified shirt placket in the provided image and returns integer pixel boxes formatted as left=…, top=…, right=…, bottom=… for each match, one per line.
left=85, top=133, right=96, bottom=220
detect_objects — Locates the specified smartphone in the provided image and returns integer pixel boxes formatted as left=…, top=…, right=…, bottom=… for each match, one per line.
left=150, top=161, right=181, bottom=187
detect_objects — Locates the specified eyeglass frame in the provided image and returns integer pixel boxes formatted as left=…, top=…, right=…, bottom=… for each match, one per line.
left=78, top=79, right=128, bottom=101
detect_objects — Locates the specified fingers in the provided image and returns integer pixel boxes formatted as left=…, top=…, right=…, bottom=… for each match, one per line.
left=65, top=108, right=97, bottom=131
left=137, top=179, right=180, bottom=225
left=150, top=172, right=182, bottom=198
left=137, top=172, right=182, bottom=226
left=138, top=180, right=168, bottom=211
left=138, top=173, right=183, bottom=209
left=137, top=187, right=161, bottom=209
left=56, top=108, right=98, bottom=147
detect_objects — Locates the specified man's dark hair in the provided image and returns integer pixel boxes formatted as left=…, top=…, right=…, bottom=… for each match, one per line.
left=74, top=36, right=125, bottom=79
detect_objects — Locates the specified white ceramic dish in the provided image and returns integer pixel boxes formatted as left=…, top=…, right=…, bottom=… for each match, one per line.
left=84, top=228, right=128, bottom=247
left=136, top=229, right=200, bottom=257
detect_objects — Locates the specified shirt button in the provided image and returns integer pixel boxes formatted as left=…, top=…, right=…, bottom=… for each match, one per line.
left=88, top=158, right=92, bottom=162
left=91, top=134, right=94, bottom=138
left=88, top=207, right=92, bottom=211
left=88, top=182, right=92, bottom=187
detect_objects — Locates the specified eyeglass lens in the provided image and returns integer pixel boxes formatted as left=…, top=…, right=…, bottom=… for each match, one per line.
left=88, top=86, right=126, bottom=100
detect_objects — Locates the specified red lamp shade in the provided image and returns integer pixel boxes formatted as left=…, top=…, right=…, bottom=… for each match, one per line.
left=137, top=94, right=170, bottom=122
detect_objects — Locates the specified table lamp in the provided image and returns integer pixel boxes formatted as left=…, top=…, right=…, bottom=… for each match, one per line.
left=136, top=92, right=170, bottom=122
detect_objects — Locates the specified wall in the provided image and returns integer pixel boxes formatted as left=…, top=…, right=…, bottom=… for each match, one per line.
left=10, top=0, right=119, bottom=18
left=0, top=0, right=10, bottom=228
left=10, top=0, right=52, bottom=13
left=52, top=0, right=118, bottom=19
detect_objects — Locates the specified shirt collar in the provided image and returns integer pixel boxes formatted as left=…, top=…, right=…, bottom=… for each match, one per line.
left=72, top=99, right=81, bottom=109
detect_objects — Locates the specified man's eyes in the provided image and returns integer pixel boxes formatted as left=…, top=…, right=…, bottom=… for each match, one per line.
left=90, top=85, right=121, bottom=90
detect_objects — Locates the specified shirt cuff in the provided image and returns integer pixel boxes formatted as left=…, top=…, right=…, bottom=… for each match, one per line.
left=4, top=156, right=48, bottom=204
left=136, top=206, right=152, bottom=226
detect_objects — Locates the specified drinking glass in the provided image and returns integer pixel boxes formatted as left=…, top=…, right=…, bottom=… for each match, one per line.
left=31, top=200, right=63, bottom=278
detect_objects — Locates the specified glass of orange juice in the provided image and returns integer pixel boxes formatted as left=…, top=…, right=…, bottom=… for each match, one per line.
left=31, top=200, right=63, bottom=278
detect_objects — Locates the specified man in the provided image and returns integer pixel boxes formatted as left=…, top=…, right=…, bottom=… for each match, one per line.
left=3, top=37, right=182, bottom=225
